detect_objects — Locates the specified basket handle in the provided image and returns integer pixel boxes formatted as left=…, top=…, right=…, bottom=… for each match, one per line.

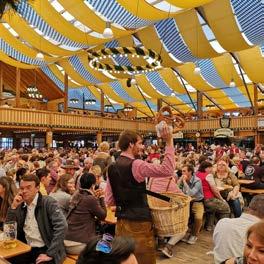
left=145, top=189, right=171, bottom=202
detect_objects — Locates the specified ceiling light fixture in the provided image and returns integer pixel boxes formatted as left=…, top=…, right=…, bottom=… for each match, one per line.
left=103, top=21, right=113, bottom=39
left=194, top=64, right=201, bottom=75
left=229, top=78, right=236, bottom=87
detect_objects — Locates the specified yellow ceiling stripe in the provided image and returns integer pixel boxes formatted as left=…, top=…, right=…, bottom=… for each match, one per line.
left=136, top=75, right=164, bottom=98
left=57, top=0, right=129, bottom=38
left=136, top=26, right=181, bottom=68
left=237, top=46, right=264, bottom=83
left=3, top=12, right=74, bottom=57
left=31, top=0, right=105, bottom=46
left=159, top=68, right=185, bottom=94
left=0, top=51, right=36, bottom=69
left=178, top=63, right=236, bottom=107
left=174, top=9, right=218, bottom=58
left=48, top=65, right=81, bottom=87
left=59, top=60, right=93, bottom=86
left=212, top=54, right=243, bottom=87
left=0, top=24, right=58, bottom=64
left=202, top=0, right=251, bottom=52
left=178, top=63, right=214, bottom=91
left=118, top=79, right=145, bottom=101
left=98, top=83, right=126, bottom=103
left=116, top=0, right=173, bottom=20
left=166, top=97, right=193, bottom=112
left=166, top=0, right=214, bottom=8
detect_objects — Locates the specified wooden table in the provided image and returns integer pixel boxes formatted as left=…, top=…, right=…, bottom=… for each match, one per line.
left=238, top=179, right=255, bottom=185
left=0, top=240, right=31, bottom=259
left=241, top=187, right=264, bottom=194
left=104, top=207, right=117, bottom=225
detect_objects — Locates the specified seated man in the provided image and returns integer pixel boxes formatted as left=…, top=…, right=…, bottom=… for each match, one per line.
left=178, top=164, right=204, bottom=245
left=7, top=174, right=67, bottom=264
left=213, top=194, right=264, bottom=264
left=244, top=156, right=264, bottom=189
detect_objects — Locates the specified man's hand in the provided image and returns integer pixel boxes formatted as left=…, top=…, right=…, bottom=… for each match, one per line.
left=159, top=123, right=173, bottom=147
left=36, top=254, right=53, bottom=264
left=11, top=193, right=24, bottom=209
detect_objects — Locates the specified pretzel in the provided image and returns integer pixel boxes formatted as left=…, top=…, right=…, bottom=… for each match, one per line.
left=155, top=106, right=185, bottom=133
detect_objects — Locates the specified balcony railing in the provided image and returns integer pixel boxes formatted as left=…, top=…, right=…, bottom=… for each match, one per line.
left=0, top=107, right=260, bottom=133
left=0, top=107, right=155, bottom=132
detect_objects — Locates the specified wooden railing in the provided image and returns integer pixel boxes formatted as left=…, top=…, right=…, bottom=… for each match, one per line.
left=0, top=107, right=260, bottom=133
left=0, top=108, right=155, bottom=133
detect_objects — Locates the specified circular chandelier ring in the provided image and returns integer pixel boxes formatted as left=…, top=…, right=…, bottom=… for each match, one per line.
left=88, top=47, right=162, bottom=74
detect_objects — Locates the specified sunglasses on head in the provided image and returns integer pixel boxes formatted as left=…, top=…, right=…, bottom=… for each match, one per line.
left=96, top=233, right=114, bottom=254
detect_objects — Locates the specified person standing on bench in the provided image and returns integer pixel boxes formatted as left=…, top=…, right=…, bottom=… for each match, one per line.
left=105, top=125, right=174, bottom=264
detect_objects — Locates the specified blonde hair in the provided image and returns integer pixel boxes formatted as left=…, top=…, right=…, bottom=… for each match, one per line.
left=216, top=159, right=230, bottom=174
left=89, top=165, right=102, bottom=177
left=99, top=141, right=110, bottom=152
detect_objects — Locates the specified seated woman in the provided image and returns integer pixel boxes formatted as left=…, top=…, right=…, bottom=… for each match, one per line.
left=223, top=221, right=264, bottom=264
left=196, top=161, right=230, bottom=230
left=65, top=172, right=106, bottom=254
left=49, top=173, right=75, bottom=216
left=0, top=176, right=17, bottom=229
left=213, top=160, right=242, bottom=218
left=77, top=235, right=137, bottom=264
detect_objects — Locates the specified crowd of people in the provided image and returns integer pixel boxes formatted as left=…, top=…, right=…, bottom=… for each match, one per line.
left=0, top=125, right=264, bottom=264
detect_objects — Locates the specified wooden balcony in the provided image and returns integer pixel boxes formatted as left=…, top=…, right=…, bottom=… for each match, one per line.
left=0, top=107, right=155, bottom=133
left=0, top=107, right=261, bottom=134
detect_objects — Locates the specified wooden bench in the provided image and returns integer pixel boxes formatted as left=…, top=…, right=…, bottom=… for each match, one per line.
left=241, top=187, right=264, bottom=194
left=63, top=257, right=76, bottom=264
left=67, top=255, right=78, bottom=261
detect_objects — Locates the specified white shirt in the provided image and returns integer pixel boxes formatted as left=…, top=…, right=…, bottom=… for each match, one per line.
left=23, top=193, right=45, bottom=247
left=213, top=213, right=260, bottom=264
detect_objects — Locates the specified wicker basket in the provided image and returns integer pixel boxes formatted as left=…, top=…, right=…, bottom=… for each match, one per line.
left=148, top=193, right=191, bottom=237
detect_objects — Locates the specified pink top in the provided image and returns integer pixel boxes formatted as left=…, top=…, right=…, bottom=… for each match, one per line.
left=105, top=146, right=175, bottom=206
left=148, top=176, right=181, bottom=193
left=196, top=171, right=214, bottom=200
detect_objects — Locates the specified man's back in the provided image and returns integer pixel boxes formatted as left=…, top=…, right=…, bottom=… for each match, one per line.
left=213, top=213, right=259, bottom=264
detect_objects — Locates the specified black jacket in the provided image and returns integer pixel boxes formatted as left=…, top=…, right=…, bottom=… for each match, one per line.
left=7, top=193, right=67, bottom=264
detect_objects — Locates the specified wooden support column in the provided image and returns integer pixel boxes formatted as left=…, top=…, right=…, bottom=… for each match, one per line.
left=64, top=73, right=68, bottom=113
left=157, top=98, right=162, bottom=112
left=197, top=91, right=203, bottom=119
left=100, top=90, right=104, bottom=116
left=15, top=67, right=21, bottom=107
left=254, top=83, right=258, bottom=115
left=0, top=62, right=3, bottom=106
left=97, top=131, right=102, bottom=145
left=0, top=62, right=3, bottom=94
left=46, top=129, right=53, bottom=148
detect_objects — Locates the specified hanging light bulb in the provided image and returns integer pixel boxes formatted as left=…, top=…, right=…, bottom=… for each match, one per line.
left=194, top=62, right=201, bottom=75
left=103, top=22, right=113, bottom=39
left=229, top=78, right=236, bottom=87
left=36, top=52, right=44, bottom=61
left=131, top=76, right=137, bottom=85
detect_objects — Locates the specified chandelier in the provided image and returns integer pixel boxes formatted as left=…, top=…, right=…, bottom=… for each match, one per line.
left=85, top=99, right=96, bottom=105
left=123, top=106, right=133, bottom=112
left=69, top=98, right=79, bottom=104
left=88, top=47, right=162, bottom=75
left=27, top=85, right=43, bottom=99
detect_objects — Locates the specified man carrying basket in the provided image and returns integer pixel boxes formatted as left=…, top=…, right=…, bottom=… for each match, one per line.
left=105, top=124, right=174, bottom=264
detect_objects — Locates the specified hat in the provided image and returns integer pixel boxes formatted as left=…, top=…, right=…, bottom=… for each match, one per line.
left=61, top=159, right=79, bottom=170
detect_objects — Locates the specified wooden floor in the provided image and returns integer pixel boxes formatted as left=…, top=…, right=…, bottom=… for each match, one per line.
left=156, top=230, right=214, bottom=264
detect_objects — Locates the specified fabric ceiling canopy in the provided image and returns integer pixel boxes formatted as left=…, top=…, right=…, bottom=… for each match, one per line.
left=0, top=0, right=263, bottom=115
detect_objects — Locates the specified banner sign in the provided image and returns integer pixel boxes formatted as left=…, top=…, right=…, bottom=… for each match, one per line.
left=214, top=128, right=234, bottom=138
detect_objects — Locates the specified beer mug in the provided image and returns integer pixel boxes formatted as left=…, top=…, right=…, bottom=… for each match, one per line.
left=3, top=221, right=17, bottom=249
